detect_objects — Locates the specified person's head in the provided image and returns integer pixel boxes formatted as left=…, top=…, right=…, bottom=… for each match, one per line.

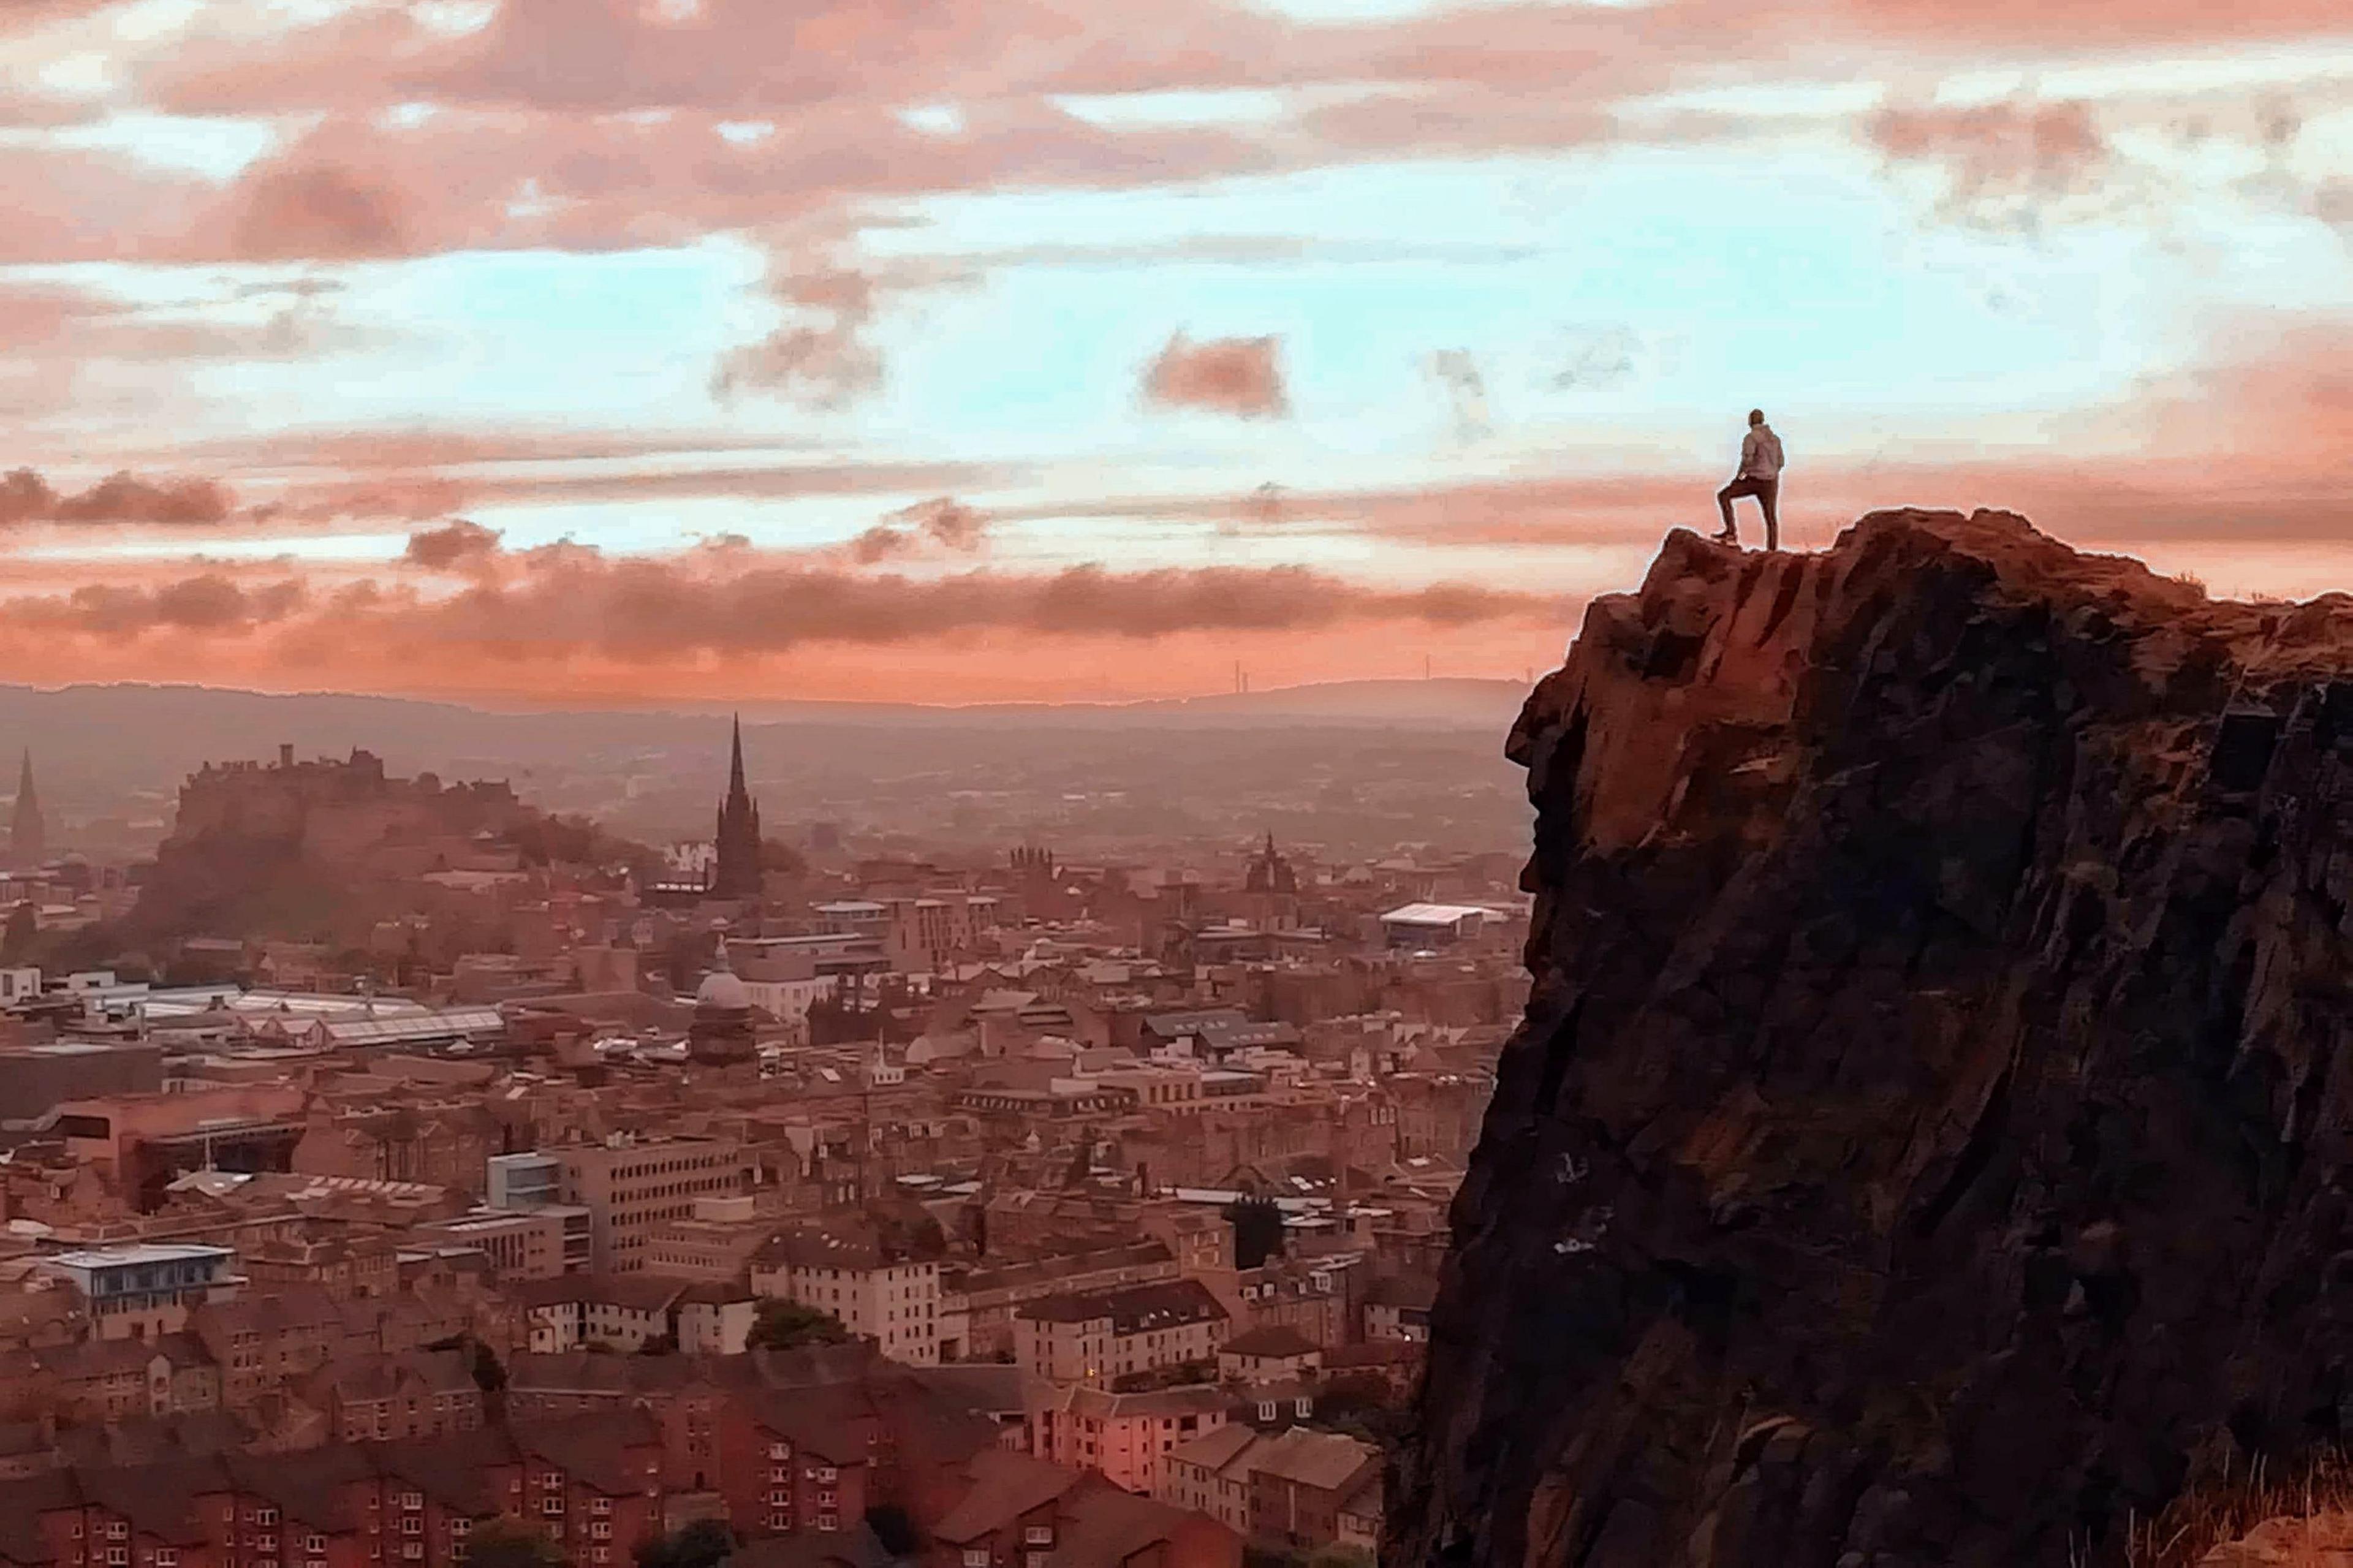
left=1748, top=409, right=1765, bottom=427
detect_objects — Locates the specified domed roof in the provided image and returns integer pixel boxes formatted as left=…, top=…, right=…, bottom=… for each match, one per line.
left=695, top=968, right=751, bottom=1013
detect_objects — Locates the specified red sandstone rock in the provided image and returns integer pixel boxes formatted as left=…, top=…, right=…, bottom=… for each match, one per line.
left=1394, top=510, right=2353, bottom=1567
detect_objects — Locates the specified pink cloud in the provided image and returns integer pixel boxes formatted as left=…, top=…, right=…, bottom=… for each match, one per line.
left=0, top=468, right=232, bottom=528
left=402, top=518, right=503, bottom=571
left=1143, top=332, right=1289, bottom=419
left=1829, top=0, right=2353, bottom=47
left=229, top=161, right=409, bottom=261
left=846, top=496, right=990, bottom=563
left=1868, top=99, right=2110, bottom=224
left=0, top=550, right=1558, bottom=686
left=712, top=250, right=890, bottom=408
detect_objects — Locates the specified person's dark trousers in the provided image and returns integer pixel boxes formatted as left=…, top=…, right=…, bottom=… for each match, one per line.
left=1716, top=476, right=1780, bottom=551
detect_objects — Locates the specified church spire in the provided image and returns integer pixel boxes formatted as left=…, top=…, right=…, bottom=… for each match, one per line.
left=10, top=750, right=43, bottom=870
left=711, top=715, right=762, bottom=900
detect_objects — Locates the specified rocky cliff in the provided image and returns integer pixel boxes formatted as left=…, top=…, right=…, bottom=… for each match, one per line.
left=1394, top=509, right=2353, bottom=1568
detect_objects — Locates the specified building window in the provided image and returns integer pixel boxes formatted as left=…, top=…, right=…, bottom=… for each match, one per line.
left=1295, top=1398, right=1314, bottom=1417
left=963, top=1551, right=991, bottom=1567
left=1024, top=1526, right=1055, bottom=1547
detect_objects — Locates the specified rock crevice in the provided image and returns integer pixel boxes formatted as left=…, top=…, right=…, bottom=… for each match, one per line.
left=1395, top=510, right=2353, bottom=1567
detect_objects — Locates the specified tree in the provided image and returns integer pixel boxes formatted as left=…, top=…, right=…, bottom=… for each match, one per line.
left=462, top=1518, right=567, bottom=1568
left=865, top=1505, right=919, bottom=1558
left=963, top=1202, right=989, bottom=1259
left=636, top=1330, right=678, bottom=1356
left=425, top=1332, right=506, bottom=1393
left=1225, top=1194, right=1286, bottom=1270
left=634, top=1518, right=733, bottom=1568
left=1, top=902, right=35, bottom=963
left=747, top=1297, right=851, bottom=1352
left=1304, top=1549, right=1377, bottom=1568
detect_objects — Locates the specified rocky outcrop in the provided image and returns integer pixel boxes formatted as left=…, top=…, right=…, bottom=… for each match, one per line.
left=1394, top=510, right=2353, bottom=1567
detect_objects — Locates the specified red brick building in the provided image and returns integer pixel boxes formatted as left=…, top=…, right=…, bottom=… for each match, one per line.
left=0, top=1413, right=665, bottom=1568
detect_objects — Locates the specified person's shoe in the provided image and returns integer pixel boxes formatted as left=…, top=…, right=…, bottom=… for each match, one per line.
left=1711, top=529, right=1739, bottom=546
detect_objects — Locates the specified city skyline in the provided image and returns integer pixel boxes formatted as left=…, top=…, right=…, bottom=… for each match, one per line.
left=2, top=0, right=2350, bottom=705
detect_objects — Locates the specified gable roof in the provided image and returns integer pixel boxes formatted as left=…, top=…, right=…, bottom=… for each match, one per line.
left=1220, top=1325, right=1320, bottom=1360
left=1054, top=1482, right=1221, bottom=1566
left=1166, top=1423, right=1259, bottom=1474
left=1245, top=1426, right=1381, bottom=1493
left=929, top=1449, right=1085, bottom=1545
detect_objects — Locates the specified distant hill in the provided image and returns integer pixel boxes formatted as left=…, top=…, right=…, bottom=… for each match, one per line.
left=0, top=678, right=1535, bottom=852
left=0, top=676, right=1527, bottom=775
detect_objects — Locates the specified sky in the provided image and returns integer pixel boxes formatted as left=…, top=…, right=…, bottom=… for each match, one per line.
left=1, top=0, right=2349, bottom=706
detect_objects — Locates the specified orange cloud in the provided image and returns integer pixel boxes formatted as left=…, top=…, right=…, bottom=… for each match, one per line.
left=403, top=519, right=503, bottom=571
left=21, top=573, right=309, bottom=637
left=1143, top=333, right=1288, bottom=419
left=0, top=550, right=1557, bottom=684
left=0, top=468, right=233, bottom=528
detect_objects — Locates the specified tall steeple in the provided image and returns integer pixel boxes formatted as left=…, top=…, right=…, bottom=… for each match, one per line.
left=711, top=715, right=762, bottom=899
left=9, top=751, right=43, bottom=870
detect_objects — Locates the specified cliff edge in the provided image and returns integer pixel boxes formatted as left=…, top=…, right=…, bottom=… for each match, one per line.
left=1394, top=509, right=2353, bottom=1568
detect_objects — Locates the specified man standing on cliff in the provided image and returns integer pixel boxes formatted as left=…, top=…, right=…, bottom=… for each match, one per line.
left=1715, top=409, right=1783, bottom=551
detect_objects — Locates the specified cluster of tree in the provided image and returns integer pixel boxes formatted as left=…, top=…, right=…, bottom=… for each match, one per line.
left=634, top=1520, right=733, bottom=1568
left=1314, top=1370, right=1413, bottom=1450
left=504, top=813, right=663, bottom=879
left=1110, top=1358, right=1219, bottom=1393
left=758, top=836, right=808, bottom=877
left=423, top=1332, right=507, bottom=1393
left=1244, top=1547, right=1375, bottom=1568
left=1225, top=1194, right=1287, bottom=1270
left=746, top=1298, right=851, bottom=1352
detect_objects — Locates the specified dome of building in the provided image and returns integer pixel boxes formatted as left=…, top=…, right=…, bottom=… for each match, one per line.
left=695, top=968, right=751, bottom=1013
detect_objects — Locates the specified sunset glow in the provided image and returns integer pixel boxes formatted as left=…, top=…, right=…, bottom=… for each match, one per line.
left=4, top=0, right=2351, bottom=703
